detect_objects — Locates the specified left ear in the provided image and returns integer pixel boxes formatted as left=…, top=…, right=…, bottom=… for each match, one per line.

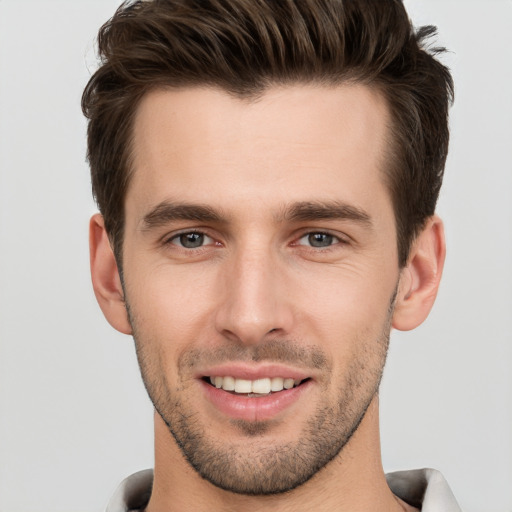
left=392, top=215, right=446, bottom=331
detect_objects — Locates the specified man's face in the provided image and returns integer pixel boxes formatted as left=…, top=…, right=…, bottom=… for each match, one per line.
left=122, top=85, right=400, bottom=494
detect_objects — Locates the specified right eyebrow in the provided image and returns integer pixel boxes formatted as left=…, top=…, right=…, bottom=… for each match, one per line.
left=140, top=201, right=226, bottom=231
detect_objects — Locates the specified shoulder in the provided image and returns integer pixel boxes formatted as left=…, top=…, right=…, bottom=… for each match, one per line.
left=105, top=469, right=153, bottom=512
left=386, top=468, right=462, bottom=512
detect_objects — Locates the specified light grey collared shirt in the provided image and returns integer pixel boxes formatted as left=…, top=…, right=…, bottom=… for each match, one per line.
left=106, top=467, right=462, bottom=511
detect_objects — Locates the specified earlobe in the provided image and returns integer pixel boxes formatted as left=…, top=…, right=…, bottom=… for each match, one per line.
left=89, top=213, right=132, bottom=335
left=392, top=215, right=446, bottom=331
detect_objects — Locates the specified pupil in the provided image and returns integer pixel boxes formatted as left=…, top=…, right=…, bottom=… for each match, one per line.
left=181, top=233, right=203, bottom=248
left=309, top=233, right=332, bottom=247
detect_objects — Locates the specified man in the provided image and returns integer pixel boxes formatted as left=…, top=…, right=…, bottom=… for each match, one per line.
left=82, top=0, right=460, bottom=510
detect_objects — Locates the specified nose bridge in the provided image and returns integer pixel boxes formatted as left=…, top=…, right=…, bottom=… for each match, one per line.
left=215, top=241, right=292, bottom=344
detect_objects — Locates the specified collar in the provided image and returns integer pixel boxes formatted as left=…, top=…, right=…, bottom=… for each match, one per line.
left=107, top=467, right=462, bottom=511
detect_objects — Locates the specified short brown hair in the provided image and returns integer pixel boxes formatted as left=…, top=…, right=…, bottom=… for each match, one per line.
left=82, top=0, right=454, bottom=267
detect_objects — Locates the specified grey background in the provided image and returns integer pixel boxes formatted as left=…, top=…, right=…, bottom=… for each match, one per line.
left=0, top=1, right=511, bottom=510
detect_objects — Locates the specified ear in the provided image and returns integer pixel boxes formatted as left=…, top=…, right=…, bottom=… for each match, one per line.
left=89, top=213, right=132, bottom=335
left=392, top=215, right=446, bottom=331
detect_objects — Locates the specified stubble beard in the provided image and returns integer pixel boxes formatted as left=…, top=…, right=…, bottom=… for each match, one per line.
left=127, top=302, right=393, bottom=496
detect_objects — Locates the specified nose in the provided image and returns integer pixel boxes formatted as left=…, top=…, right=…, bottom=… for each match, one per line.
left=214, top=247, right=294, bottom=345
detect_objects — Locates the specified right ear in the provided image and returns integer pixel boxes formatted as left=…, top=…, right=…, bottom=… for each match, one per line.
left=89, top=213, right=132, bottom=335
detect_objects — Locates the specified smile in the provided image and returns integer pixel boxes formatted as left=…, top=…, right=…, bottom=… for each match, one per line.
left=207, top=376, right=306, bottom=396
left=201, top=372, right=313, bottom=422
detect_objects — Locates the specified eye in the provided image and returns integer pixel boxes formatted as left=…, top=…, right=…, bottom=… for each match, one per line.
left=297, top=232, right=340, bottom=248
left=170, top=231, right=214, bottom=249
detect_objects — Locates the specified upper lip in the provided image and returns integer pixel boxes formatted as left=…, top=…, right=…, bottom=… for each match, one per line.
left=196, top=363, right=312, bottom=381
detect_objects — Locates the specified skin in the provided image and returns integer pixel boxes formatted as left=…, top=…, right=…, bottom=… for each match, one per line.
left=90, top=84, right=445, bottom=512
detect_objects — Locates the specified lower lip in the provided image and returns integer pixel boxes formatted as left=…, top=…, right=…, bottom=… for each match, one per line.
left=201, top=380, right=312, bottom=422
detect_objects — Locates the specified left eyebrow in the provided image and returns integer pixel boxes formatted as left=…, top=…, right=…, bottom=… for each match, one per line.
left=280, top=201, right=373, bottom=227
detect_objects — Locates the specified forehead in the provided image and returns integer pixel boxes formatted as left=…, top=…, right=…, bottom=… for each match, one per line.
left=128, top=84, right=392, bottom=219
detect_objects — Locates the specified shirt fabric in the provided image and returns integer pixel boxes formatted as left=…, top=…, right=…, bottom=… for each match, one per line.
left=106, top=467, right=462, bottom=511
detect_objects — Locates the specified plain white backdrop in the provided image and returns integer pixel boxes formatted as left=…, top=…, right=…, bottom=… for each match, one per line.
left=0, top=1, right=511, bottom=511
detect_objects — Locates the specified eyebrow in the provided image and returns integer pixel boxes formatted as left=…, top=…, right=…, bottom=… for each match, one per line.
left=140, top=199, right=372, bottom=231
left=281, top=201, right=372, bottom=226
left=141, top=201, right=226, bottom=230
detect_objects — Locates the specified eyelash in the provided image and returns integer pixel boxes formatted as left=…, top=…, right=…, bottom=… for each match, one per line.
left=295, top=231, right=345, bottom=249
left=165, top=230, right=217, bottom=249
left=164, top=229, right=347, bottom=251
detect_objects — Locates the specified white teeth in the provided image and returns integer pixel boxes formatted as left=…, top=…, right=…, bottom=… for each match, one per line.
left=208, top=375, right=304, bottom=394
left=270, top=377, right=284, bottom=392
left=283, top=378, right=295, bottom=389
left=252, top=378, right=271, bottom=394
left=222, top=376, right=235, bottom=391
left=234, top=379, right=252, bottom=393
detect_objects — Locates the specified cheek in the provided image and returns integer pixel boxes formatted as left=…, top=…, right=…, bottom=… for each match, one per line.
left=291, top=261, right=395, bottom=324
left=289, top=264, right=395, bottom=372
left=124, top=246, right=397, bottom=356
left=124, top=261, right=220, bottom=344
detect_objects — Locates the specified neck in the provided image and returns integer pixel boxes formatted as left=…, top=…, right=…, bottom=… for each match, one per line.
left=146, top=396, right=412, bottom=512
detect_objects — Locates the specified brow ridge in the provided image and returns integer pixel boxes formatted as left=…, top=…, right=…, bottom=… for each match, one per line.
left=141, top=201, right=225, bottom=230
left=141, top=199, right=372, bottom=230
left=281, top=201, right=372, bottom=226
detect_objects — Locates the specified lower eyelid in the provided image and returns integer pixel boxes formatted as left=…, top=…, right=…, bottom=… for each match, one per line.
left=164, top=231, right=347, bottom=249
left=296, top=233, right=342, bottom=247
left=167, top=232, right=214, bottom=247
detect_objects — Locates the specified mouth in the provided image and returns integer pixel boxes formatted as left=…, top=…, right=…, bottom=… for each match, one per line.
left=203, top=375, right=310, bottom=397
left=200, top=371, right=313, bottom=422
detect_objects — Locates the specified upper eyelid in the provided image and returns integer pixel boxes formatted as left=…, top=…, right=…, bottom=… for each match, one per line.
left=160, top=228, right=350, bottom=246
left=295, top=232, right=343, bottom=247
left=294, top=229, right=349, bottom=242
left=166, top=231, right=217, bottom=251
left=162, top=228, right=214, bottom=243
